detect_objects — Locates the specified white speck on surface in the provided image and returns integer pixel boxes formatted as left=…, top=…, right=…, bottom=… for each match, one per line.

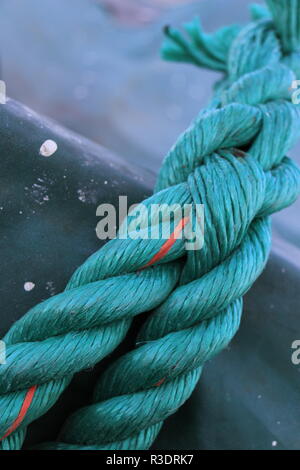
left=24, top=282, right=35, bottom=292
left=170, top=72, right=187, bottom=89
left=77, top=187, right=98, bottom=204
left=257, top=394, right=262, bottom=399
left=77, top=189, right=87, bottom=202
left=272, top=441, right=277, bottom=447
left=19, top=210, right=23, bottom=214
left=43, top=195, right=49, bottom=201
left=277, top=421, right=281, bottom=425
left=39, top=139, right=58, bottom=157
left=104, top=180, right=108, bottom=185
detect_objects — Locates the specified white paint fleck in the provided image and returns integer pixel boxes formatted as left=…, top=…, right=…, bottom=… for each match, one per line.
left=77, top=189, right=87, bottom=202
left=166, top=104, right=182, bottom=121
left=24, top=282, right=35, bottom=292
left=39, top=139, right=58, bottom=157
left=188, top=84, right=204, bottom=101
left=272, top=441, right=278, bottom=447
left=25, top=176, right=54, bottom=205
left=104, top=180, right=108, bottom=185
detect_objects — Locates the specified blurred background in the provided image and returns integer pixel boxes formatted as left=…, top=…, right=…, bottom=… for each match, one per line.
left=1, top=0, right=300, bottom=450
left=0, top=0, right=259, bottom=173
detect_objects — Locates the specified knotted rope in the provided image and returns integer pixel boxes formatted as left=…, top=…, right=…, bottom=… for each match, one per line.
left=1, top=0, right=300, bottom=450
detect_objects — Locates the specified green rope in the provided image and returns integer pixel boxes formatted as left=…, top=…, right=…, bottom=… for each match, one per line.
left=1, top=0, right=300, bottom=450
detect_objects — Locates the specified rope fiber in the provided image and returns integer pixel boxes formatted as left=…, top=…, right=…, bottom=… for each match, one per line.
left=1, top=0, right=300, bottom=450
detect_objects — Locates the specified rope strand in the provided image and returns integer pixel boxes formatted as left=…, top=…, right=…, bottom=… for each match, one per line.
left=1, top=0, right=300, bottom=450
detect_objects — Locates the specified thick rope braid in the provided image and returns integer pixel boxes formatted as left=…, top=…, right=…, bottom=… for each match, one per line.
left=1, top=0, right=300, bottom=450
left=0, top=259, right=185, bottom=450
left=31, top=0, right=300, bottom=450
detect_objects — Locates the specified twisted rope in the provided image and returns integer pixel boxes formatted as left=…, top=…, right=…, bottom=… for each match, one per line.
left=1, top=0, right=300, bottom=450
